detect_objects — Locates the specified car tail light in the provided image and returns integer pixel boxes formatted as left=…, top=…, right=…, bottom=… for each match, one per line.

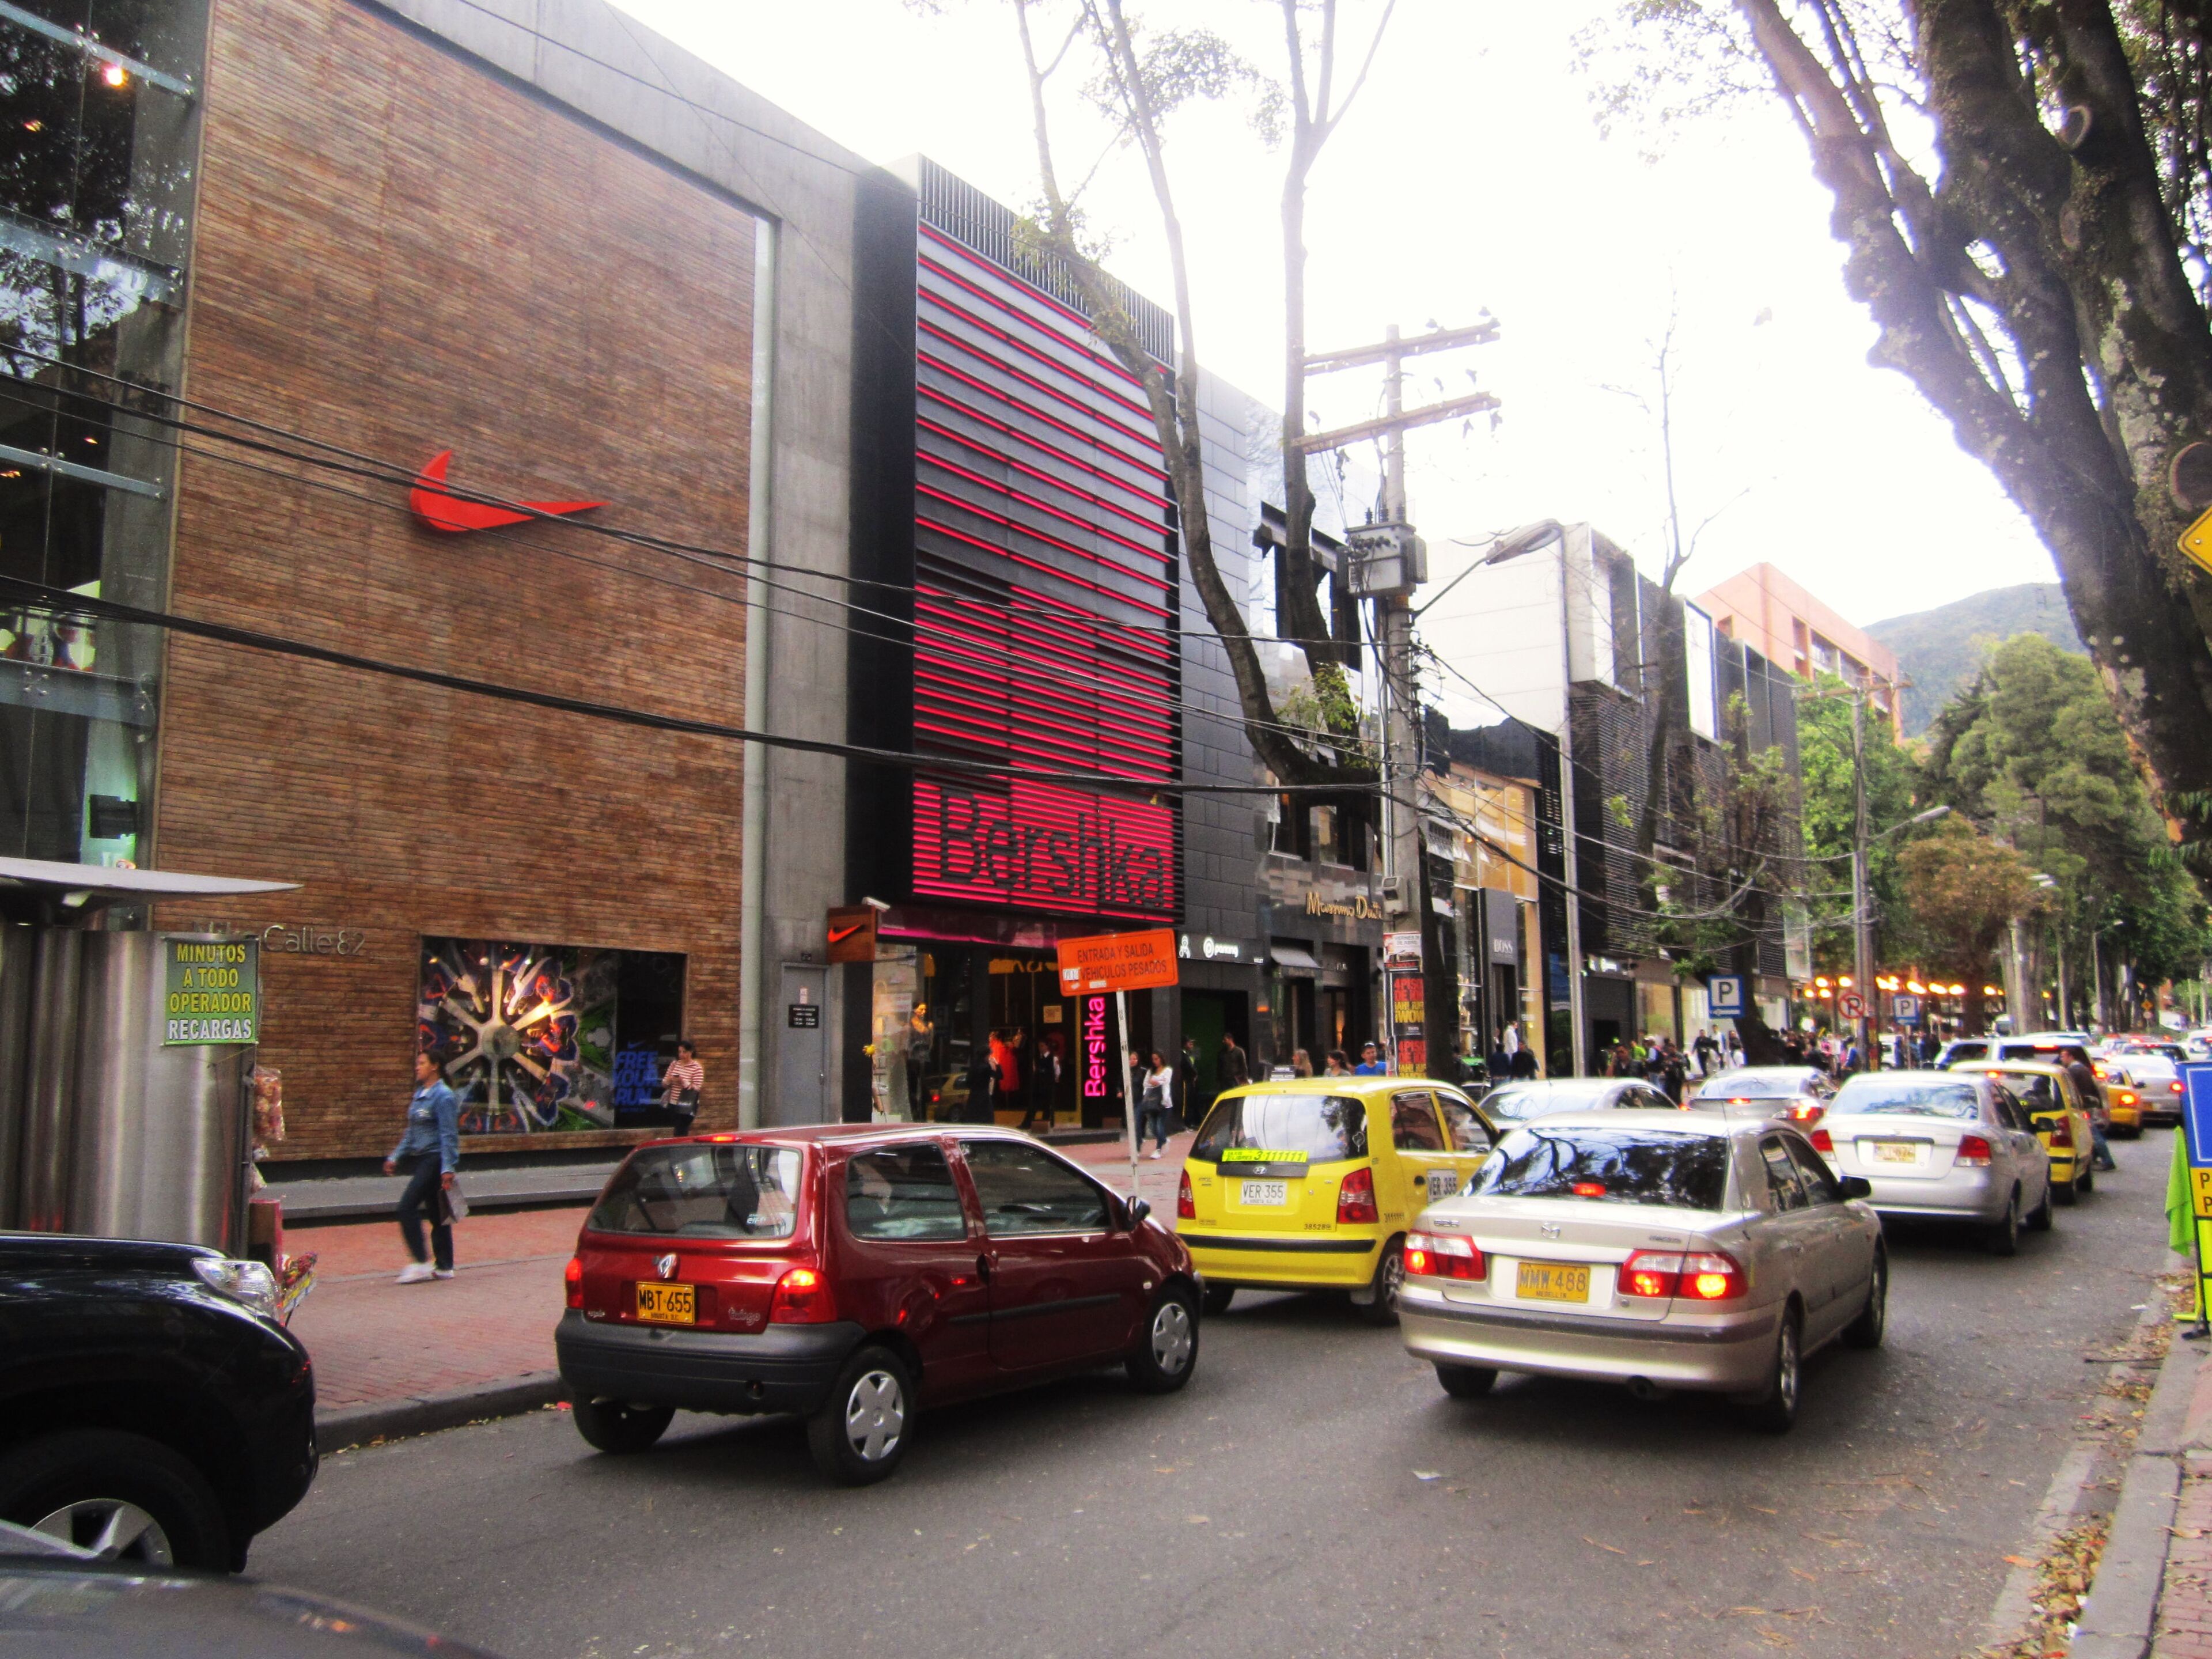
left=2117, top=1089, right=2139, bottom=1108
left=1177, top=1169, right=1196, bottom=1221
left=1619, top=1248, right=1746, bottom=1301
left=1790, top=1099, right=1825, bottom=1123
left=769, top=1264, right=837, bottom=1324
left=2172, top=1081, right=2186, bottom=1095
left=564, top=1256, right=584, bottom=1310
left=1404, top=1232, right=1486, bottom=1281
left=1571, top=1180, right=1607, bottom=1198
left=2046, top=1117, right=2074, bottom=1149
left=1809, top=1126, right=1834, bottom=1153
left=1957, top=1134, right=1993, bottom=1167
left=1336, top=1166, right=1378, bottom=1225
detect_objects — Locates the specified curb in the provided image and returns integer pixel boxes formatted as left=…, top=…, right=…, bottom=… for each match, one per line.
left=315, top=1371, right=567, bottom=1454
left=2072, top=1257, right=2205, bottom=1659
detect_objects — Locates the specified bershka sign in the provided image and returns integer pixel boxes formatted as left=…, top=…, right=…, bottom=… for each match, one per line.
left=912, top=778, right=1175, bottom=921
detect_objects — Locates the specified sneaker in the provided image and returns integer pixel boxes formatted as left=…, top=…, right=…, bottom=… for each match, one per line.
left=432, top=1268, right=455, bottom=1279
left=395, top=1262, right=435, bottom=1285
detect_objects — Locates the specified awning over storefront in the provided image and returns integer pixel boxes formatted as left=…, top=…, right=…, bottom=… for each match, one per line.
left=0, top=855, right=295, bottom=925
left=1270, top=941, right=1322, bottom=971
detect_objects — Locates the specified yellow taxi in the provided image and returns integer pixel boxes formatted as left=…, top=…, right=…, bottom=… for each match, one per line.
left=1953, top=1060, right=2097, bottom=1202
left=2089, top=1061, right=2147, bottom=1137
left=1175, top=1075, right=1498, bottom=1324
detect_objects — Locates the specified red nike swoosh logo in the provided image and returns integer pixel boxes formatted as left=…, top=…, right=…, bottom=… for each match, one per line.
left=827, top=923, right=866, bottom=944
left=409, top=449, right=606, bottom=533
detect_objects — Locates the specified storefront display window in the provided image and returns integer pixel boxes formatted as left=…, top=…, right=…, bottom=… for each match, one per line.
left=0, top=2, right=207, bottom=864
left=418, top=938, right=685, bottom=1134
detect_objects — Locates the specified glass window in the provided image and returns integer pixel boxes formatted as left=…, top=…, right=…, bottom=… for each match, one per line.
left=0, top=1, right=208, bottom=866
left=843, top=1144, right=967, bottom=1242
left=1480, top=1081, right=1614, bottom=1121
left=419, top=937, right=687, bottom=1135
left=588, top=1144, right=801, bottom=1240
left=1391, top=1092, right=1445, bottom=1151
left=1469, top=1126, right=1730, bottom=1210
left=1437, top=1095, right=1492, bottom=1153
left=1759, top=1136, right=1808, bottom=1211
left=1993, top=1071, right=2059, bottom=1113
left=960, top=1139, right=1108, bottom=1235
left=1190, top=1092, right=1369, bottom=1164
left=1989, top=1089, right=2028, bottom=1132
left=1785, top=1135, right=1843, bottom=1204
left=1833, top=1077, right=1981, bottom=1119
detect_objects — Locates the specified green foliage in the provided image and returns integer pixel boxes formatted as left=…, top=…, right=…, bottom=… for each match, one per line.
left=1921, top=632, right=2210, bottom=997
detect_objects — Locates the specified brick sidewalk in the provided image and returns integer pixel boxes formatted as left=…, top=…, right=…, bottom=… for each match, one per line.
left=286, top=1206, right=588, bottom=1411
left=2160, top=1453, right=2212, bottom=1657
left=283, top=1130, right=1196, bottom=1419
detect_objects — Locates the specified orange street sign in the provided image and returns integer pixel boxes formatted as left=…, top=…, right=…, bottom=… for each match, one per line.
left=1056, top=929, right=1179, bottom=996
left=2181, top=504, right=2212, bottom=577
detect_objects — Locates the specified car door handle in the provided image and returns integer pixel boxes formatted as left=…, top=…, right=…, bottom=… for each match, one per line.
left=975, top=1253, right=993, bottom=1283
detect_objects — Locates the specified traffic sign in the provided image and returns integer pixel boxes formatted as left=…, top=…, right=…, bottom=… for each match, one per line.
left=1706, top=974, right=1747, bottom=1018
left=1055, top=928, right=1179, bottom=996
left=1837, top=990, right=1867, bottom=1021
left=2181, top=503, right=2212, bottom=577
left=1891, top=994, right=1921, bottom=1025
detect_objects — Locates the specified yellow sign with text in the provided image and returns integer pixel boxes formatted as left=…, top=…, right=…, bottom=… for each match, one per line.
left=2194, top=1167, right=2212, bottom=1221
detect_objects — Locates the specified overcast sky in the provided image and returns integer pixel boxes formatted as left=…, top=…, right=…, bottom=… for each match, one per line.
left=616, top=0, right=2056, bottom=648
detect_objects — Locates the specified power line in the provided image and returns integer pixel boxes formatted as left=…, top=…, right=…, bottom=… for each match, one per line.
left=0, top=573, right=1372, bottom=799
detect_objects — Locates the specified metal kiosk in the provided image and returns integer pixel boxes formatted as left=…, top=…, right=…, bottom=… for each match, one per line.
left=0, top=856, right=295, bottom=1249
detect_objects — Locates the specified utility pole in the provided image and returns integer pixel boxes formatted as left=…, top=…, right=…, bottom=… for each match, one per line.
left=1849, top=690, right=1876, bottom=1072
left=1304, top=319, right=1499, bottom=1080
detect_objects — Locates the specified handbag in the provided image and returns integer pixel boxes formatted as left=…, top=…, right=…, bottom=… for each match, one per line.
left=440, top=1176, right=469, bottom=1224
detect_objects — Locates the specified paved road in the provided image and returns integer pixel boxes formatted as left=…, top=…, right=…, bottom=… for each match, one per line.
left=255, top=1132, right=2177, bottom=1659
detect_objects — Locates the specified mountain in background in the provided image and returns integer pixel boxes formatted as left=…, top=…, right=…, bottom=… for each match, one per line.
left=1865, top=582, right=2085, bottom=737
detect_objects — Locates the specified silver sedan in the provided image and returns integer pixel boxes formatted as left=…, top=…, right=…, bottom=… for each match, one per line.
left=1817, top=1070, right=2052, bottom=1253
left=1399, top=1112, right=1884, bottom=1432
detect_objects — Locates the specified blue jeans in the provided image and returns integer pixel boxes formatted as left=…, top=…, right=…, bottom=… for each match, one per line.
left=1138, top=1104, right=1173, bottom=1150
left=2092, top=1120, right=2115, bottom=1168
left=396, top=1154, right=454, bottom=1270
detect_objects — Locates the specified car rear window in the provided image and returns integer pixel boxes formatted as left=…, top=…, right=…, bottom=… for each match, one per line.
left=1700, top=1071, right=1801, bottom=1099
left=1470, top=1126, right=1729, bottom=1210
left=589, top=1144, right=803, bottom=1239
left=1833, top=1078, right=1980, bottom=1119
left=1480, top=1082, right=1613, bottom=1120
left=1190, top=1093, right=1369, bottom=1164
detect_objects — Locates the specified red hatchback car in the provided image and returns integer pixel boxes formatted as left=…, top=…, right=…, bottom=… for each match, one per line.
left=555, top=1125, right=1199, bottom=1484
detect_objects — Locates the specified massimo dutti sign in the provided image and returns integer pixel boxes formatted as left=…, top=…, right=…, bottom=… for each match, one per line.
left=1304, top=889, right=1387, bottom=921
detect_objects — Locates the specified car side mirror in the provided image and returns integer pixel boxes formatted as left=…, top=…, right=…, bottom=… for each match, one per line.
left=1838, top=1176, right=1873, bottom=1200
left=1123, top=1196, right=1152, bottom=1229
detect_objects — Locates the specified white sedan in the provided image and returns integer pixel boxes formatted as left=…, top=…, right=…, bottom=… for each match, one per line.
left=1812, top=1071, right=2052, bottom=1255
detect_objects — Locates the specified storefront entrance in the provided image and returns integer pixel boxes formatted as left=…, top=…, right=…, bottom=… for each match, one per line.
left=873, top=942, right=1108, bottom=1128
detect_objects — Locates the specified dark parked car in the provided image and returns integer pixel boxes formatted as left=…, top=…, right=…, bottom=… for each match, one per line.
left=557, top=1125, right=1200, bottom=1484
left=0, top=1518, right=505, bottom=1656
left=0, top=1234, right=317, bottom=1571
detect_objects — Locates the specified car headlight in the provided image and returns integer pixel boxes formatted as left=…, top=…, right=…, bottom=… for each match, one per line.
left=193, top=1256, right=281, bottom=1320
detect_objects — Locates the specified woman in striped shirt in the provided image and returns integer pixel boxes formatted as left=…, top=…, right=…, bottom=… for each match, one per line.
left=661, top=1039, right=704, bottom=1135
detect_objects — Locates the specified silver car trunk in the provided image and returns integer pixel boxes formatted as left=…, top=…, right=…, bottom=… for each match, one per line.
left=1424, top=1196, right=1740, bottom=1323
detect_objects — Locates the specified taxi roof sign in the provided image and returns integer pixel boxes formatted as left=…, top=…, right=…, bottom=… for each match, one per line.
left=1056, top=928, right=1179, bottom=996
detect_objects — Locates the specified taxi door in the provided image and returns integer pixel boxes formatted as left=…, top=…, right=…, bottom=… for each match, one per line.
left=1381, top=1091, right=1464, bottom=1219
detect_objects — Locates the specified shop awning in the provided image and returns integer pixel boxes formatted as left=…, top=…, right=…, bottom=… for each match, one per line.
left=1270, top=942, right=1322, bottom=971
left=0, top=855, right=296, bottom=925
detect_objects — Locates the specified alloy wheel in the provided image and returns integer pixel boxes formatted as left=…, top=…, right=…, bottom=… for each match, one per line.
left=1378, top=1251, right=1405, bottom=1309
left=842, top=1370, right=906, bottom=1463
left=31, top=1498, right=173, bottom=1564
left=1775, top=1320, right=1800, bottom=1416
left=1152, top=1301, right=1195, bottom=1376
